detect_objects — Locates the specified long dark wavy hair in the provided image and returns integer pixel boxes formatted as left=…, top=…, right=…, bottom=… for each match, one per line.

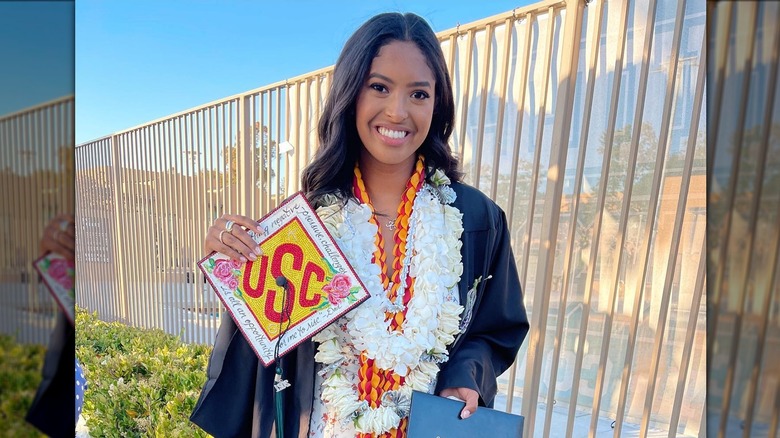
left=301, top=12, right=462, bottom=206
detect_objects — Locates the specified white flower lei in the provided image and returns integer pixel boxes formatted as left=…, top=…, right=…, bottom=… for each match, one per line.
left=312, top=172, right=464, bottom=435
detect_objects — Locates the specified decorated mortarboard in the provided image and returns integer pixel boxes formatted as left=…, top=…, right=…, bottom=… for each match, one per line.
left=33, top=253, right=75, bottom=325
left=198, top=192, right=370, bottom=367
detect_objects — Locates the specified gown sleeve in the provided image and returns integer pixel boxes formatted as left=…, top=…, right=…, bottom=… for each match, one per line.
left=26, top=311, right=76, bottom=438
left=435, top=205, right=529, bottom=408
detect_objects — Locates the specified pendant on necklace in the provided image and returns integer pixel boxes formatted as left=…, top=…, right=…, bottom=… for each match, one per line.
left=386, top=218, right=396, bottom=230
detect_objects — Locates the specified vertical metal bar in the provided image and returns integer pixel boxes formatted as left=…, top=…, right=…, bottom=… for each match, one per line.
left=519, top=4, right=556, bottom=293
left=204, top=108, right=213, bottom=337
left=542, top=0, right=604, bottom=434
left=472, top=23, right=494, bottom=188
left=770, top=374, right=780, bottom=437
left=456, top=29, right=476, bottom=166
left=186, top=116, right=195, bottom=335
left=523, top=2, right=582, bottom=437
left=17, top=113, right=26, bottom=337
left=131, top=130, right=143, bottom=327
left=489, top=18, right=514, bottom=201
left=287, top=82, right=304, bottom=191
left=225, top=103, right=232, bottom=219
left=313, top=75, right=323, bottom=180
left=503, top=11, right=535, bottom=414
left=107, top=138, right=117, bottom=319
left=176, top=116, right=188, bottom=340
left=208, top=106, right=217, bottom=332
left=95, top=140, right=105, bottom=318
left=111, top=135, right=130, bottom=323
left=303, top=79, right=313, bottom=172
left=186, top=114, right=197, bottom=341
left=98, top=140, right=108, bottom=317
left=3, top=118, right=11, bottom=333
left=445, top=33, right=457, bottom=82
left=76, top=143, right=85, bottom=310
left=4, top=115, right=15, bottom=332
left=129, top=130, right=142, bottom=327
left=257, top=93, right=265, bottom=214
left=150, top=125, right=160, bottom=329
left=207, top=107, right=219, bottom=330
left=197, top=110, right=208, bottom=343
left=27, top=110, right=39, bottom=333
left=80, top=142, right=88, bottom=314
left=91, top=141, right=101, bottom=316
left=126, top=132, right=139, bottom=326
left=265, top=91, right=273, bottom=211
left=706, top=1, right=732, bottom=192
left=144, top=127, right=154, bottom=329
left=86, top=140, right=94, bottom=316
left=273, top=87, right=287, bottom=208
left=140, top=127, right=151, bottom=329
left=174, top=118, right=184, bottom=333
left=11, top=115, right=22, bottom=338
left=238, top=94, right=252, bottom=244
left=708, top=2, right=760, bottom=359
left=154, top=122, right=165, bottom=331
left=285, top=84, right=292, bottom=195
left=28, top=111, right=38, bottom=338
left=164, top=121, right=174, bottom=334
left=565, top=0, right=631, bottom=433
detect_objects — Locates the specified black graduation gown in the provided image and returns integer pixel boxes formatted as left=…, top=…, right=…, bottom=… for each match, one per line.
left=26, top=312, right=76, bottom=438
left=190, top=182, right=530, bottom=437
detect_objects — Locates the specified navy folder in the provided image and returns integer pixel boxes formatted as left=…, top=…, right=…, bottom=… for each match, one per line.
left=407, top=391, right=524, bottom=437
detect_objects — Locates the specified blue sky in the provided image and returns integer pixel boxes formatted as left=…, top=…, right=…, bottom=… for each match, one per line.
left=0, top=1, right=74, bottom=117
left=75, top=0, right=532, bottom=144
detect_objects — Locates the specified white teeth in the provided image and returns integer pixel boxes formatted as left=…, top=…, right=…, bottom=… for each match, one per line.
left=378, top=127, right=407, bottom=139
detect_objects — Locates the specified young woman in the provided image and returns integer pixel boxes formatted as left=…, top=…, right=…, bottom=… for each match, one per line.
left=191, top=12, right=528, bottom=438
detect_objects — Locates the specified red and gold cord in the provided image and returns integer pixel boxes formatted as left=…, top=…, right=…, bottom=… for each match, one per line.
left=352, top=156, right=426, bottom=438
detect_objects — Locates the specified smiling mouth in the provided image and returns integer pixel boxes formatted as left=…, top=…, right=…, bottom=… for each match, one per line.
left=377, top=126, right=409, bottom=140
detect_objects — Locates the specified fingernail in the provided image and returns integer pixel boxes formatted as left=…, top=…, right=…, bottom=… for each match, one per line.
left=240, top=256, right=247, bottom=263
left=461, top=410, right=470, bottom=419
left=254, top=246, right=262, bottom=256
left=248, top=253, right=257, bottom=261
left=257, top=226, right=262, bottom=232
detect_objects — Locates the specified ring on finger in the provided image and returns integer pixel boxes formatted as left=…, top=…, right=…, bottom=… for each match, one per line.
left=225, top=220, right=235, bottom=233
left=219, top=229, right=229, bottom=245
left=58, top=220, right=70, bottom=232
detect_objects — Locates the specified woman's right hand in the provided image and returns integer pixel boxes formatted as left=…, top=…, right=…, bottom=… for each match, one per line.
left=205, top=214, right=263, bottom=262
left=39, top=213, right=75, bottom=261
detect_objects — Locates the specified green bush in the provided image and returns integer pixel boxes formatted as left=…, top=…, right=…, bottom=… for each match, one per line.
left=0, top=335, right=47, bottom=437
left=76, top=308, right=213, bottom=437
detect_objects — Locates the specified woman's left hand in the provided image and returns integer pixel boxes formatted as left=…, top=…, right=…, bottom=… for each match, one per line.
left=439, top=387, right=479, bottom=419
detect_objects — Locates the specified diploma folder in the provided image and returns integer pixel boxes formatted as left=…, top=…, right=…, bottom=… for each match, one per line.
left=407, top=391, right=524, bottom=438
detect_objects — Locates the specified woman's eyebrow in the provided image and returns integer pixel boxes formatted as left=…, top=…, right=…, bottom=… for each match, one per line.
left=368, top=72, right=432, bottom=88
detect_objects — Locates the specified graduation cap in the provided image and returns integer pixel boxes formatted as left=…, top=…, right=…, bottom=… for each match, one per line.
left=198, top=192, right=370, bottom=367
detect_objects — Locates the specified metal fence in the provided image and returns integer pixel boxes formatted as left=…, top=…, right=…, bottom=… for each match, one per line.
left=708, top=1, right=780, bottom=437
left=0, top=96, right=75, bottom=344
left=75, top=0, right=707, bottom=436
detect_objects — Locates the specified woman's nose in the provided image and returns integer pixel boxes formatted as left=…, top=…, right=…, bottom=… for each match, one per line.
left=385, top=94, right=409, bottom=121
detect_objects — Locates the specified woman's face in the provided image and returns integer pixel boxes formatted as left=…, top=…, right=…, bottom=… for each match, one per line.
left=355, top=40, right=435, bottom=173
